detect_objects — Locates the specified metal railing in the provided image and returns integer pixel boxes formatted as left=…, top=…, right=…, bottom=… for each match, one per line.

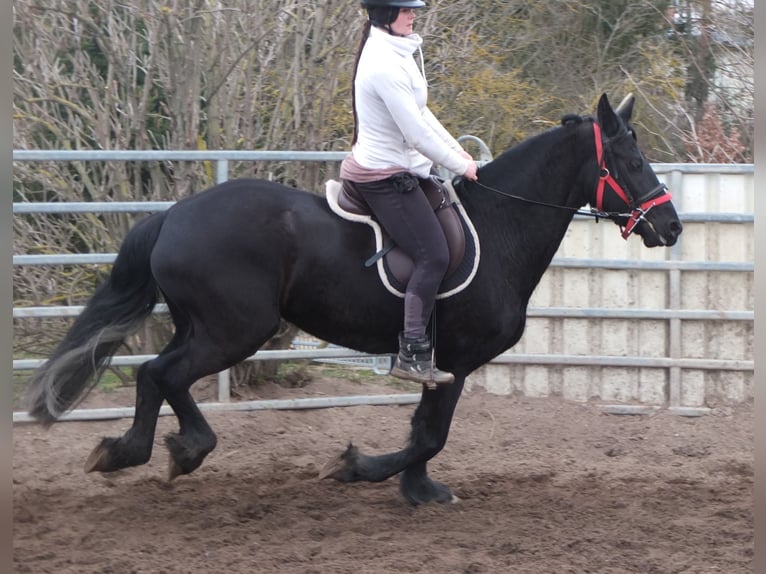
left=12, top=149, right=754, bottom=420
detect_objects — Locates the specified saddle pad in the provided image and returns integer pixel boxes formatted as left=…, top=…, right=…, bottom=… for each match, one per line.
left=325, top=179, right=481, bottom=300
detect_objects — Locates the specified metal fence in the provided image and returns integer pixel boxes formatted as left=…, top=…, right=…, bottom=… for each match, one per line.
left=12, top=149, right=754, bottom=421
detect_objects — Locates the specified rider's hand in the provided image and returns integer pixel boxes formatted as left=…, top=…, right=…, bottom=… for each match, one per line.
left=463, top=160, right=478, bottom=181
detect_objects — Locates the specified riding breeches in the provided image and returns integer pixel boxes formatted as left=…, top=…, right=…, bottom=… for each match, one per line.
left=346, top=175, right=449, bottom=339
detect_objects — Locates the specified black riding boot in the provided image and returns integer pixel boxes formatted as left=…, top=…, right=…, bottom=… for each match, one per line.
left=390, top=333, right=455, bottom=388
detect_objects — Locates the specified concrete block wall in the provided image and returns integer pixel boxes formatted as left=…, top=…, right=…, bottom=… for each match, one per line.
left=465, top=166, right=754, bottom=408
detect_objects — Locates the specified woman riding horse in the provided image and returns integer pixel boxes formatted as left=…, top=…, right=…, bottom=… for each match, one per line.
left=341, top=0, right=478, bottom=386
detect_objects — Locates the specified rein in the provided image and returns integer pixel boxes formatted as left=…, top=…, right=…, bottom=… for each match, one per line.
left=471, top=120, right=672, bottom=240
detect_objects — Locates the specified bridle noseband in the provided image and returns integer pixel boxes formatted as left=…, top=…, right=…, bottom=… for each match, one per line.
left=592, top=122, right=672, bottom=239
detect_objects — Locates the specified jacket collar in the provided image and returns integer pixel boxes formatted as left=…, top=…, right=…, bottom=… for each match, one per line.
left=369, top=25, right=423, bottom=57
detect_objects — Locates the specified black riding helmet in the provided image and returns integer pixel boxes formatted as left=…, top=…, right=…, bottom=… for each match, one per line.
left=361, top=0, right=426, bottom=30
left=360, top=0, right=426, bottom=6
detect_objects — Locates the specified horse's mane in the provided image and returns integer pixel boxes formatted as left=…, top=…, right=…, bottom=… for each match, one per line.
left=469, top=112, right=592, bottom=187
left=484, top=113, right=592, bottom=167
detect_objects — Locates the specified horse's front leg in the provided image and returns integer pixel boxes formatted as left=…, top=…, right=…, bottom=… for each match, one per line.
left=320, top=377, right=465, bottom=505
left=399, top=377, right=465, bottom=504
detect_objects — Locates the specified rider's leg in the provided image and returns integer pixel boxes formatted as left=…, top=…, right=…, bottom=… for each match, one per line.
left=351, top=175, right=453, bottom=386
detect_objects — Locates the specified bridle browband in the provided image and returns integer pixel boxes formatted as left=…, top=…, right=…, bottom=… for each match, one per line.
left=472, top=119, right=672, bottom=240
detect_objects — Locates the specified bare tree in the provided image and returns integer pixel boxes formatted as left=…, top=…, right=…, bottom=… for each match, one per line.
left=663, top=0, right=753, bottom=160
left=13, top=0, right=753, bottom=375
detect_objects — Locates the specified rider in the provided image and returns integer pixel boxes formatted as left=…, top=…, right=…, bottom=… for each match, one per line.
left=340, top=0, right=479, bottom=386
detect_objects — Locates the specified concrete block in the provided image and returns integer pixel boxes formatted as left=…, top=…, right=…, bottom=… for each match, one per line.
left=680, top=322, right=707, bottom=359
left=523, top=366, right=550, bottom=397
left=637, top=272, right=668, bottom=307
left=600, top=367, right=639, bottom=402
left=680, top=370, right=706, bottom=407
left=713, top=272, right=753, bottom=310
left=638, top=369, right=667, bottom=404
left=518, top=318, right=552, bottom=354
left=704, top=371, right=747, bottom=405
left=718, top=174, right=750, bottom=212
left=561, top=367, right=591, bottom=402
left=560, top=222, right=593, bottom=257
left=679, top=224, right=709, bottom=261
left=530, top=267, right=557, bottom=307
left=600, top=319, right=631, bottom=355
left=717, top=225, right=751, bottom=262
left=482, top=363, right=513, bottom=395
left=601, top=271, right=633, bottom=308
left=602, top=228, right=632, bottom=259
left=637, top=320, right=668, bottom=357
left=562, top=269, right=593, bottom=307
left=705, top=321, right=752, bottom=361
left=467, top=364, right=533, bottom=397
left=680, top=173, right=708, bottom=211
left=562, top=319, right=590, bottom=355
left=680, top=272, right=709, bottom=310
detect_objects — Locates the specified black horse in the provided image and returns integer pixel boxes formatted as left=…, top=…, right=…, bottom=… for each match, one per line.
left=26, top=94, right=682, bottom=504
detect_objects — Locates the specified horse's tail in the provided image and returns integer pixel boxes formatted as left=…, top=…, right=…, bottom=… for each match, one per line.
left=26, top=211, right=167, bottom=424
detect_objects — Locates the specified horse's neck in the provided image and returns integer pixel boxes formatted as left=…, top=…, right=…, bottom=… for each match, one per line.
left=462, top=126, right=592, bottom=299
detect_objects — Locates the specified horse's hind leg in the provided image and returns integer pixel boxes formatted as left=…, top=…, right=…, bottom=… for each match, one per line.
left=147, top=327, right=267, bottom=479
left=157, top=352, right=222, bottom=480
left=321, top=376, right=465, bottom=505
left=86, top=310, right=278, bottom=477
left=86, top=335, right=242, bottom=477
left=85, top=329, right=185, bottom=473
left=155, top=308, right=283, bottom=479
left=85, top=360, right=165, bottom=473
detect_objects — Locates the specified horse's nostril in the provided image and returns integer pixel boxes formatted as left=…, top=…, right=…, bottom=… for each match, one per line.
left=671, top=220, right=683, bottom=235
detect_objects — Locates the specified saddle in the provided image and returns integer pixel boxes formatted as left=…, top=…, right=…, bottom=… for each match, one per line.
left=325, top=177, right=480, bottom=299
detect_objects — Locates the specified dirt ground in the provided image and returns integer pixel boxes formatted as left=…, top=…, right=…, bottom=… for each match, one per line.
left=13, top=371, right=753, bottom=574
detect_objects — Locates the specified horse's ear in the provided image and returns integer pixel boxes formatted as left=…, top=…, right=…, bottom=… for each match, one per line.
left=596, top=93, right=621, bottom=137
left=615, top=93, right=635, bottom=123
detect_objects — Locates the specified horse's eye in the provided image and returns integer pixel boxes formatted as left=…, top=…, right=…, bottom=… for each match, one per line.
left=629, top=158, right=643, bottom=170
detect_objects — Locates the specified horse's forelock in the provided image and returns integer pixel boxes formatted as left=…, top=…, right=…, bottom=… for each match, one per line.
left=560, top=114, right=583, bottom=127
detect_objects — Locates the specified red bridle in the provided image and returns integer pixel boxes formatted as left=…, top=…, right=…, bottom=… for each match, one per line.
left=593, top=122, right=672, bottom=240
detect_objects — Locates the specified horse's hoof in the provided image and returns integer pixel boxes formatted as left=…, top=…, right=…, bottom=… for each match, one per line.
left=318, top=455, right=347, bottom=480
left=318, top=443, right=359, bottom=482
left=163, top=431, right=216, bottom=479
left=167, top=459, right=185, bottom=481
left=400, top=470, right=455, bottom=505
left=84, top=446, right=109, bottom=473
left=84, top=437, right=116, bottom=473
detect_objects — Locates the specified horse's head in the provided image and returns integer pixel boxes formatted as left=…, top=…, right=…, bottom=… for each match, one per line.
left=591, top=93, right=683, bottom=247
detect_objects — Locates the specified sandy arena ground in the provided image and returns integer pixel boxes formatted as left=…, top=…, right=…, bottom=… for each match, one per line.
left=13, top=373, right=753, bottom=573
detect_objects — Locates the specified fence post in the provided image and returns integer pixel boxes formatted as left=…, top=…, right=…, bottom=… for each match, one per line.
left=216, top=158, right=232, bottom=402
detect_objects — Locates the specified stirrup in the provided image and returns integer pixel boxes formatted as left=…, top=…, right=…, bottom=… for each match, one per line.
left=390, top=360, right=455, bottom=389
left=391, top=332, right=455, bottom=389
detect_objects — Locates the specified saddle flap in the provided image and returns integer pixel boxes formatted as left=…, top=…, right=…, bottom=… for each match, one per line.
left=436, top=204, right=465, bottom=277
left=325, top=178, right=480, bottom=300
